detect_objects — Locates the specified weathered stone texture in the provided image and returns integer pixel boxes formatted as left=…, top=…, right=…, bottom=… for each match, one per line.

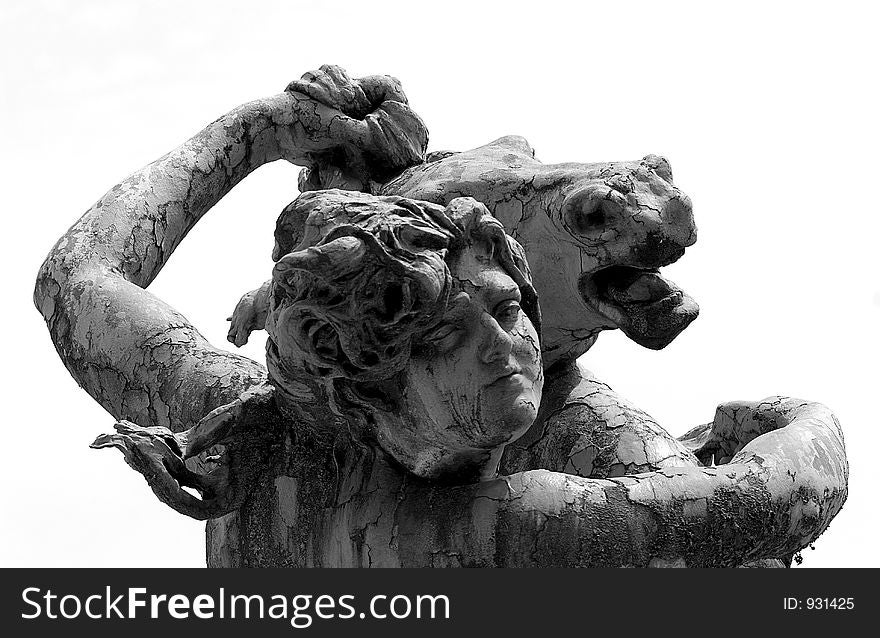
left=35, top=66, right=847, bottom=568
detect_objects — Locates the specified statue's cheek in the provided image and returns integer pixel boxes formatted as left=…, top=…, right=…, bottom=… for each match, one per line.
left=511, top=318, right=542, bottom=378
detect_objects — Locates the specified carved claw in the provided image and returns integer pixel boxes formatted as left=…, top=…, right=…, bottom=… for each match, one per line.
left=226, top=281, right=270, bottom=347
left=680, top=397, right=836, bottom=467
left=677, top=422, right=716, bottom=465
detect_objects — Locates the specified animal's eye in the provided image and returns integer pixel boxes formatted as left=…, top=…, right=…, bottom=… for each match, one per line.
left=562, top=187, right=625, bottom=239
left=581, top=208, right=606, bottom=229
left=493, top=299, right=522, bottom=329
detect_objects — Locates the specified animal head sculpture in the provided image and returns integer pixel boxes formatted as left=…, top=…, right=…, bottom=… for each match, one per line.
left=379, top=136, right=699, bottom=364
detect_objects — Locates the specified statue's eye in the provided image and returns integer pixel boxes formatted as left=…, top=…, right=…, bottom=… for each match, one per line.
left=424, top=322, right=464, bottom=352
left=493, top=299, right=522, bottom=330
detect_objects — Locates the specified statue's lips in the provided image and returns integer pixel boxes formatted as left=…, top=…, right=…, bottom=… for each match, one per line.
left=579, top=265, right=699, bottom=349
left=486, top=368, right=525, bottom=389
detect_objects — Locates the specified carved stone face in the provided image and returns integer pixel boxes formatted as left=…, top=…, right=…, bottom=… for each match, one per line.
left=372, top=243, right=543, bottom=480
left=381, top=136, right=699, bottom=364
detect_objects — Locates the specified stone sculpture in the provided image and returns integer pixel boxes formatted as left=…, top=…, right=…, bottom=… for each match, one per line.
left=35, top=66, right=848, bottom=567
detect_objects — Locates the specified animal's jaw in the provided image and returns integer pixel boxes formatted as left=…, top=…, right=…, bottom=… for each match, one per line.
left=577, top=264, right=699, bottom=350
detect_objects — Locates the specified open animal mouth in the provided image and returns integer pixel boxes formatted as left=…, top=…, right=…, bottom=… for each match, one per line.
left=578, top=265, right=699, bottom=349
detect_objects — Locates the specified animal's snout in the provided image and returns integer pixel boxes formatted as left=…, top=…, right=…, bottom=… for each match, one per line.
left=561, top=182, right=697, bottom=264
left=661, top=193, right=697, bottom=249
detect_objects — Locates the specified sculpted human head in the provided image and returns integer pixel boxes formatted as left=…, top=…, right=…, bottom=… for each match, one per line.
left=265, top=191, right=543, bottom=480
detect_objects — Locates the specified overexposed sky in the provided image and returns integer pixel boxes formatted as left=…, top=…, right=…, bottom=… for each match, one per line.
left=2, top=0, right=877, bottom=567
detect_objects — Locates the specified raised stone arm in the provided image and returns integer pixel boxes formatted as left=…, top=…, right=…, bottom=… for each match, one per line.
left=34, top=66, right=428, bottom=430
left=389, top=399, right=847, bottom=566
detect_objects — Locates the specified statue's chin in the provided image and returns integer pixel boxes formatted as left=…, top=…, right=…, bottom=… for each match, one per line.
left=578, top=265, right=699, bottom=350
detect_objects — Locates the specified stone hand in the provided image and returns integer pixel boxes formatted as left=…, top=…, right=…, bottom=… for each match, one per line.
left=286, top=64, right=377, bottom=119
left=282, top=65, right=427, bottom=181
left=90, top=401, right=251, bottom=519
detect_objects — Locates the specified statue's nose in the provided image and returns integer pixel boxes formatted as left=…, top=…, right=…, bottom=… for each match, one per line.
left=477, top=313, right=514, bottom=365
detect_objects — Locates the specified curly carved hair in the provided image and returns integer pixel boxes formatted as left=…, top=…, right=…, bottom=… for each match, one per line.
left=265, top=190, right=539, bottom=417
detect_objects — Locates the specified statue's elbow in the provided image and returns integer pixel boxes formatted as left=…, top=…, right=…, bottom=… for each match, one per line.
left=33, top=233, right=90, bottom=326
left=34, top=252, right=59, bottom=323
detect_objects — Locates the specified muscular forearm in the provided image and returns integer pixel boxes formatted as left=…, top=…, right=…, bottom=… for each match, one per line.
left=397, top=401, right=847, bottom=567
left=38, top=92, right=365, bottom=288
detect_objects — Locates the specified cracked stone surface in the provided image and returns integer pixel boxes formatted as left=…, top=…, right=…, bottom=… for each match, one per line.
left=34, top=65, right=848, bottom=567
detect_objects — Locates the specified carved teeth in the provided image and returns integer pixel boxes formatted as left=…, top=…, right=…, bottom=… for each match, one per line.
left=606, top=270, right=671, bottom=305
left=578, top=265, right=699, bottom=349
left=588, top=266, right=672, bottom=307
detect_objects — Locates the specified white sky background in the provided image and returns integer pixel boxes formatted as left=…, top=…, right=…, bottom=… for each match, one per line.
left=1, top=0, right=877, bottom=567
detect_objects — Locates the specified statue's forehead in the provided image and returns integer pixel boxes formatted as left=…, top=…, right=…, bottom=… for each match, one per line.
left=440, top=268, right=520, bottom=326
left=450, top=250, right=516, bottom=291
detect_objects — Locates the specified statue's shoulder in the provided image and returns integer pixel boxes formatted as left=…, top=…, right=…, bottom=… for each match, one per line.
left=501, top=360, right=697, bottom=478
